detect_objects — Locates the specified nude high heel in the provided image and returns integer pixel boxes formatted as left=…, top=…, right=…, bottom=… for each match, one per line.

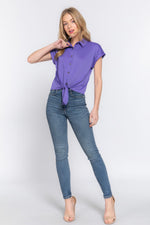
left=63, top=196, right=77, bottom=222
left=104, top=195, right=116, bottom=224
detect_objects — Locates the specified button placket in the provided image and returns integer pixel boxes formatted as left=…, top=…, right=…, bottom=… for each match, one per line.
left=67, top=47, right=73, bottom=74
left=62, top=46, right=75, bottom=105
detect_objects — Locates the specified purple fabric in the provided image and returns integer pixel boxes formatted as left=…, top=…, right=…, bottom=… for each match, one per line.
left=50, top=38, right=105, bottom=105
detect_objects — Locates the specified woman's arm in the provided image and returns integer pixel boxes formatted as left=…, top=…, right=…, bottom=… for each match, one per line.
left=89, top=57, right=102, bottom=127
left=93, top=57, right=102, bottom=111
left=27, top=42, right=57, bottom=64
left=27, top=39, right=70, bottom=64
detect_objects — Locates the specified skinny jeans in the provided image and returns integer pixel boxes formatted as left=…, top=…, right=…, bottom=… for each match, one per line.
left=46, top=88, right=113, bottom=199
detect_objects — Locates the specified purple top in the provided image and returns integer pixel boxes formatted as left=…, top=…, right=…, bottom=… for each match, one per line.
left=50, top=38, right=105, bottom=105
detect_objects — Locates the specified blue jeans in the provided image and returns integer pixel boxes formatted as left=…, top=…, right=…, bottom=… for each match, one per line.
left=46, top=88, right=113, bottom=199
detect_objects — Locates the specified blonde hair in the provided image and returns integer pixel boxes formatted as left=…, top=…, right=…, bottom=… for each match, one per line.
left=54, top=7, right=91, bottom=61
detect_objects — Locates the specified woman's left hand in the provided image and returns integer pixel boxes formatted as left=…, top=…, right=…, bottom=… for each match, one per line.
left=89, top=108, right=99, bottom=127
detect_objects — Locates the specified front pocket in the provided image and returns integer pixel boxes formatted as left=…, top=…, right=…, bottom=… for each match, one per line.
left=50, top=89, right=62, bottom=96
left=70, top=90, right=85, bottom=98
left=50, top=90, right=57, bottom=96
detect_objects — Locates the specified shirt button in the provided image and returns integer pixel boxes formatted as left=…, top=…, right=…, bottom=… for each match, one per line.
left=67, top=72, right=70, bottom=74
left=65, top=82, right=68, bottom=85
left=69, top=63, right=71, bottom=65
left=70, top=55, right=72, bottom=57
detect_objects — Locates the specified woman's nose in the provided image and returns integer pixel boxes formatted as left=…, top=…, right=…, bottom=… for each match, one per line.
left=67, top=24, right=71, bottom=29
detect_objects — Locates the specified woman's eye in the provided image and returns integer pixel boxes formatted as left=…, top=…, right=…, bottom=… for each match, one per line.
left=63, top=20, right=75, bottom=26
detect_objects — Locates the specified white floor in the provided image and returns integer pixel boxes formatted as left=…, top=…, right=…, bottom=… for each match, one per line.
left=0, top=178, right=150, bottom=225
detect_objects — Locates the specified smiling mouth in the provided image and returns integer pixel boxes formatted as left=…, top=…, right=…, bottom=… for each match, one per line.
left=69, top=29, right=74, bottom=34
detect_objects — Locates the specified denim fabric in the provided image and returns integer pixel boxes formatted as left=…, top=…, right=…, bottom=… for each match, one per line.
left=46, top=88, right=112, bottom=199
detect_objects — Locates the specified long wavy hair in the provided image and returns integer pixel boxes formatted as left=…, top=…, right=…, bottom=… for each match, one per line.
left=54, top=7, right=91, bottom=61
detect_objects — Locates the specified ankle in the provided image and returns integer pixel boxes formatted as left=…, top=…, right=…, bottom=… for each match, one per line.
left=105, top=195, right=115, bottom=201
left=65, top=197, right=72, bottom=201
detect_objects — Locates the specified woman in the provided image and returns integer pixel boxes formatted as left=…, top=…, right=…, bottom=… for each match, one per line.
left=27, top=7, right=116, bottom=224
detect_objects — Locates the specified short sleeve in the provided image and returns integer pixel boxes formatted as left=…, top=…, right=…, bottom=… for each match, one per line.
left=91, top=43, right=106, bottom=69
left=50, top=48, right=58, bottom=65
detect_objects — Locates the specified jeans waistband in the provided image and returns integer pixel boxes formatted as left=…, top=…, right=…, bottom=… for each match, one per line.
left=50, top=88, right=83, bottom=95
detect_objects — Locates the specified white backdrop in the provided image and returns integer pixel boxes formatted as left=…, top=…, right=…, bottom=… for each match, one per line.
left=0, top=0, right=150, bottom=224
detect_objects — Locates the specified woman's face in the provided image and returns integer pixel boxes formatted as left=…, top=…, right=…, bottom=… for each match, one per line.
left=62, top=13, right=80, bottom=39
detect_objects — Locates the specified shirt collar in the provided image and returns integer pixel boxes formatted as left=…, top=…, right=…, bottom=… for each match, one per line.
left=68, top=38, right=88, bottom=47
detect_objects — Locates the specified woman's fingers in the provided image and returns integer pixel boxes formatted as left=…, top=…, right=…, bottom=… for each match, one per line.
left=60, top=39, right=70, bottom=48
left=66, top=42, right=70, bottom=46
left=64, top=41, right=70, bottom=48
left=89, top=116, right=94, bottom=127
left=54, top=39, right=70, bottom=49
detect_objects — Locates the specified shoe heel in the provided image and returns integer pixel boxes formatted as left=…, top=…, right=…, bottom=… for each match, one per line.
left=112, top=195, right=115, bottom=202
left=71, top=196, right=76, bottom=205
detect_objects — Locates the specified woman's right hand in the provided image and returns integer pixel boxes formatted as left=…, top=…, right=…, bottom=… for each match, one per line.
left=27, top=39, right=71, bottom=64
left=53, top=39, right=70, bottom=49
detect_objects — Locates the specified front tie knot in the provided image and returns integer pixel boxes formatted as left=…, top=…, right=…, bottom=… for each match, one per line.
left=62, top=83, right=69, bottom=105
